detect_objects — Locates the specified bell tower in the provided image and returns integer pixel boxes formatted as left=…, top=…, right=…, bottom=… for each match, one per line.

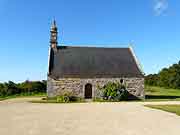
left=50, top=20, right=58, bottom=49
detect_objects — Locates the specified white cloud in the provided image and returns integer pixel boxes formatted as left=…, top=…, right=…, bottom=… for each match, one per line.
left=154, top=0, right=168, bottom=16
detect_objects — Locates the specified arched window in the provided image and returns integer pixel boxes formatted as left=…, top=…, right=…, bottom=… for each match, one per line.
left=120, top=79, right=124, bottom=84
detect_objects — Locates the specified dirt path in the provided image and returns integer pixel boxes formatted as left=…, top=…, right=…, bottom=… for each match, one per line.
left=0, top=98, right=180, bottom=135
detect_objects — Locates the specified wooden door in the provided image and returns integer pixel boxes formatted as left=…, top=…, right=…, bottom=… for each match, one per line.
left=85, top=84, right=92, bottom=99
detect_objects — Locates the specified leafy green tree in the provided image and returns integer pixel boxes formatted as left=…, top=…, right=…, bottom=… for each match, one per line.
left=0, top=83, right=7, bottom=97
left=145, top=74, right=158, bottom=86
left=145, top=60, right=180, bottom=89
left=5, top=81, right=19, bottom=95
left=0, top=80, right=46, bottom=97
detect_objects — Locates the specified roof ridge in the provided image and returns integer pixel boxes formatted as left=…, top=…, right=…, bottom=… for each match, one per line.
left=128, top=46, right=144, bottom=75
left=57, top=45, right=129, bottom=49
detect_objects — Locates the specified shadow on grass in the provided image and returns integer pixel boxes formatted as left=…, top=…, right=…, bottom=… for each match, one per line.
left=146, top=95, right=180, bottom=100
left=124, top=91, right=144, bottom=101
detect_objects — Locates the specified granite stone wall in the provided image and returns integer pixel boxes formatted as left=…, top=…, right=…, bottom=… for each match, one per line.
left=47, top=77, right=144, bottom=99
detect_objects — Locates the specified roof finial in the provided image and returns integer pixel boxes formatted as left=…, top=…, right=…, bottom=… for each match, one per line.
left=51, top=18, right=57, bottom=29
left=53, top=19, right=56, bottom=27
left=50, top=18, right=58, bottom=50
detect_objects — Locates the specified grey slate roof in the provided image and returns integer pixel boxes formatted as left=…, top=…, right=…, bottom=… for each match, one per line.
left=48, top=46, right=144, bottom=79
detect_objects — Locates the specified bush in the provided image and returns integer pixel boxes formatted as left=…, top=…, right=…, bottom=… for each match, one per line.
left=100, top=82, right=128, bottom=101
left=55, top=91, right=84, bottom=103
left=115, top=89, right=129, bottom=101
left=56, top=91, right=73, bottom=103
left=56, top=95, right=70, bottom=103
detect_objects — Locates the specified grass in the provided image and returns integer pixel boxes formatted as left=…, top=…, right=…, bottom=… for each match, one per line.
left=0, top=93, right=46, bottom=101
left=30, top=100, right=85, bottom=104
left=30, top=96, right=86, bottom=104
left=145, top=105, right=180, bottom=116
left=1, top=86, right=180, bottom=103
left=145, top=86, right=180, bottom=101
left=145, top=86, right=180, bottom=96
left=30, top=86, right=180, bottom=103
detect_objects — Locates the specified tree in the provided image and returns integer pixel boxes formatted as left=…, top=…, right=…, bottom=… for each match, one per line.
left=0, top=80, right=47, bottom=97
left=145, top=60, right=180, bottom=89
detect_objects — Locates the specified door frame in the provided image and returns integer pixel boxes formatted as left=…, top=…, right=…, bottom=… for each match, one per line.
left=84, top=83, right=93, bottom=99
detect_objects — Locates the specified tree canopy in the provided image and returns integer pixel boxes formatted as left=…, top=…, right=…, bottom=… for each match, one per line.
left=145, top=61, right=180, bottom=89
left=0, top=80, right=46, bottom=97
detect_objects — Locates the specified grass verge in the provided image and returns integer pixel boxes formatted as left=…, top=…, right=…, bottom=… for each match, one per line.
left=30, top=100, right=85, bottom=104
left=30, top=97, right=85, bottom=104
left=2, top=86, right=180, bottom=103
left=0, top=93, right=46, bottom=101
left=145, top=86, right=180, bottom=101
left=145, top=105, right=180, bottom=116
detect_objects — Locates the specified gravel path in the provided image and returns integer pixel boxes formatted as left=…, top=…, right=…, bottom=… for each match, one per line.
left=0, top=98, right=180, bottom=135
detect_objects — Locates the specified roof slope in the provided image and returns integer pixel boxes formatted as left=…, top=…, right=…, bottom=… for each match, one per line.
left=48, top=46, right=144, bottom=79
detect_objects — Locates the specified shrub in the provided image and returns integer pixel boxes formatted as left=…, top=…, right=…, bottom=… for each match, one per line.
left=100, top=82, right=128, bottom=101
left=55, top=91, right=85, bottom=103
left=56, top=95, right=70, bottom=103
left=115, top=88, right=129, bottom=101
left=56, top=91, right=77, bottom=103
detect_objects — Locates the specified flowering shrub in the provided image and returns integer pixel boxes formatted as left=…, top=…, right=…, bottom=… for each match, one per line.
left=100, top=82, right=128, bottom=101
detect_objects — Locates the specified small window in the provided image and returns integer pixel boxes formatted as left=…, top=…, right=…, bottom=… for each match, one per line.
left=120, top=79, right=123, bottom=84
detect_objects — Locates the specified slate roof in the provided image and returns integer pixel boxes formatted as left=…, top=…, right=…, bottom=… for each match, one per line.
left=48, top=46, right=144, bottom=79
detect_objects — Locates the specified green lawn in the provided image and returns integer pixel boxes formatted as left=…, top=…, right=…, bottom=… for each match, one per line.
left=145, top=86, right=180, bottom=101
left=1, top=86, right=180, bottom=102
left=0, top=93, right=46, bottom=101
left=27, top=86, right=180, bottom=103
left=145, top=86, right=180, bottom=96
left=145, top=105, right=180, bottom=116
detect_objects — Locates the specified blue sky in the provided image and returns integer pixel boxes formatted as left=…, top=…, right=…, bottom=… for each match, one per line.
left=0, top=0, right=180, bottom=82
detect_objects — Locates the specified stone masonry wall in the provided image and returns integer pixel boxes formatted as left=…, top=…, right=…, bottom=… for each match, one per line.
left=47, top=77, right=144, bottom=99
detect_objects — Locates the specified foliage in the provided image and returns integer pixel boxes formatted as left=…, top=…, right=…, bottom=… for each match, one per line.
left=99, top=82, right=128, bottom=101
left=56, top=91, right=72, bottom=103
left=31, top=96, right=85, bottom=103
left=145, top=60, right=180, bottom=89
left=31, top=92, right=84, bottom=103
left=56, top=96, right=70, bottom=103
left=0, top=80, right=46, bottom=98
left=145, top=74, right=159, bottom=86
left=56, top=91, right=84, bottom=103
